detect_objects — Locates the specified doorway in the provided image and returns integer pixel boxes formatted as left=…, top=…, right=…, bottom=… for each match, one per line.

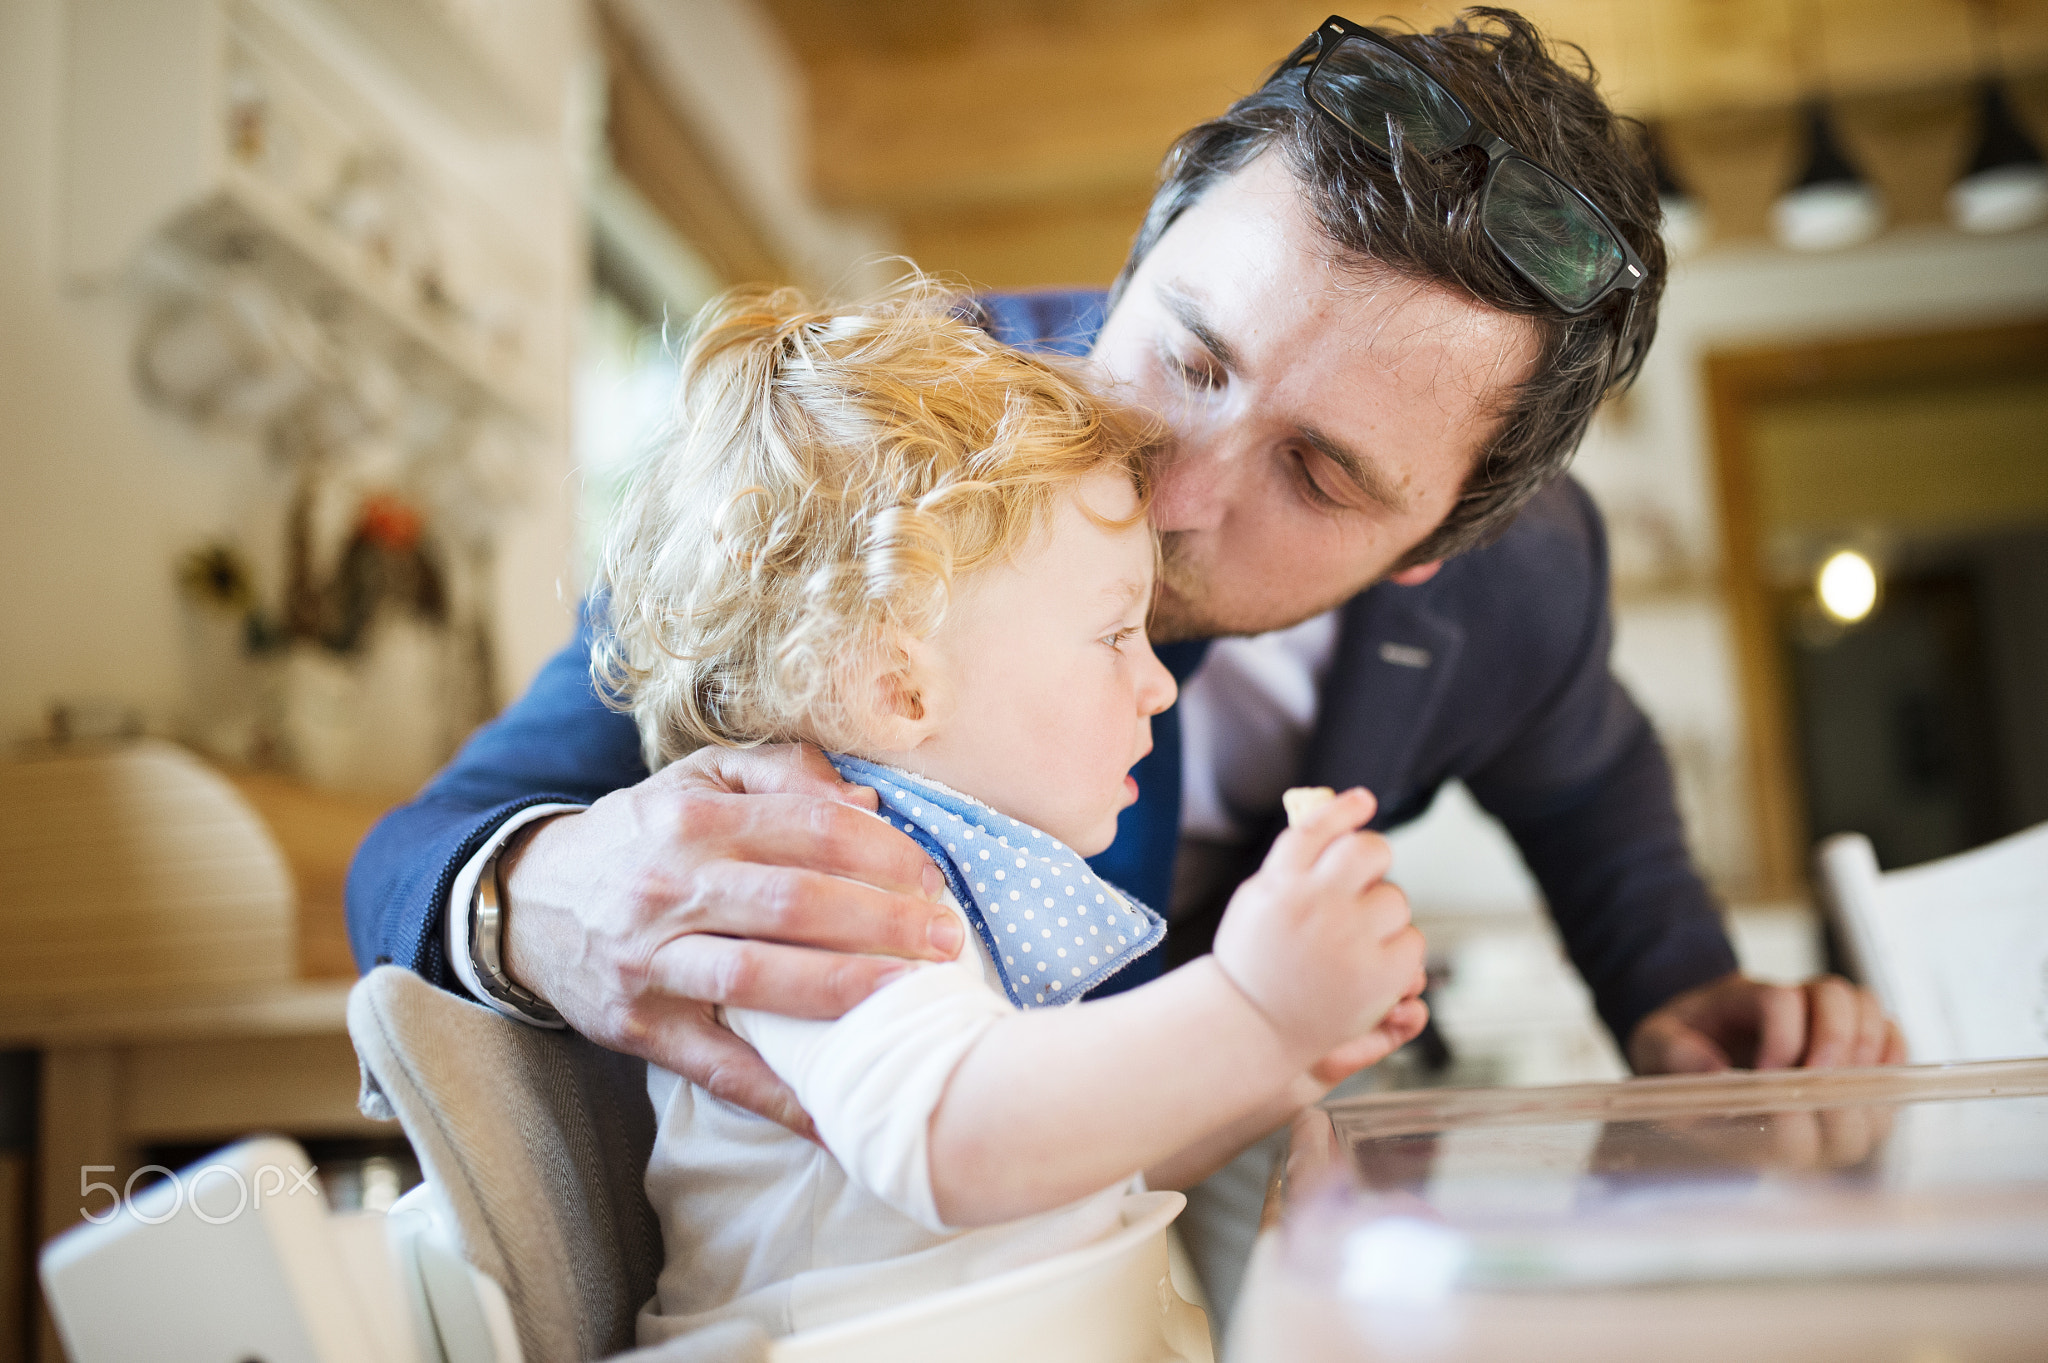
left=1707, top=319, right=2048, bottom=894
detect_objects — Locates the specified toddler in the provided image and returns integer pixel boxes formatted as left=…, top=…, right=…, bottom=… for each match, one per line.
left=597, top=280, right=1427, bottom=1347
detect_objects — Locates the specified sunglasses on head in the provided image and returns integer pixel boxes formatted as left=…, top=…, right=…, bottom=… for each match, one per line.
left=1270, top=16, right=1647, bottom=387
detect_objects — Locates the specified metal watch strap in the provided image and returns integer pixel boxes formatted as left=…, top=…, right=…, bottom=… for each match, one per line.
left=470, top=829, right=564, bottom=1024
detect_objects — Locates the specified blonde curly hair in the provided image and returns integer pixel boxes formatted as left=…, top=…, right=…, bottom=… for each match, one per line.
left=595, top=278, right=1157, bottom=769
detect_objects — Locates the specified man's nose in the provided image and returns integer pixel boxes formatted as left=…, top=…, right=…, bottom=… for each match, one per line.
left=1149, top=433, right=1236, bottom=534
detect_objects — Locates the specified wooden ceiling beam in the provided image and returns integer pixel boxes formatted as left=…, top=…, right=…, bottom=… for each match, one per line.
left=800, top=6, right=1326, bottom=214
left=894, top=185, right=1157, bottom=291
left=787, top=1, right=1654, bottom=215
left=796, top=1, right=1662, bottom=214
left=595, top=0, right=787, bottom=285
left=778, top=0, right=2044, bottom=218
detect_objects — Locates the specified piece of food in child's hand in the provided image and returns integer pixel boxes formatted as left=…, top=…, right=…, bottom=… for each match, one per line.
left=1282, top=786, right=1337, bottom=828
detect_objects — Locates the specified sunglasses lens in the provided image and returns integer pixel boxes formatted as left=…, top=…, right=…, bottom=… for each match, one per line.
left=1307, top=35, right=1467, bottom=157
left=1483, top=157, right=1627, bottom=309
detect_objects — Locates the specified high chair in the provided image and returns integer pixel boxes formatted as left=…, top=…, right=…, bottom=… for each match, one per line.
left=43, top=965, right=1211, bottom=1362
left=355, top=966, right=1211, bottom=1361
left=349, top=967, right=1210, bottom=1362
left=356, top=962, right=1211, bottom=1362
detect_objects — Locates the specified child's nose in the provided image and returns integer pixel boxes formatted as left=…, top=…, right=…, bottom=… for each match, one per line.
left=1135, top=640, right=1177, bottom=717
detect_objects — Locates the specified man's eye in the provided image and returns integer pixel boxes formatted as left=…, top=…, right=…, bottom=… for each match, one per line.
left=1290, top=449, right=1343, bottom=509
left=1165, top=351, right=1222, bottom=392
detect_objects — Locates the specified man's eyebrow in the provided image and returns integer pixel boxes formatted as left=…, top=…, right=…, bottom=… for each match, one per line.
left=1157, top=285, right=1240, bottom=373
left=1299, top=423, right=1411, bottom=516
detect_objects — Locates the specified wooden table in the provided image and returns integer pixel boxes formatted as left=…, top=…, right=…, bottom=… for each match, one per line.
left=1233, top=1059, right=2048, bottom=1362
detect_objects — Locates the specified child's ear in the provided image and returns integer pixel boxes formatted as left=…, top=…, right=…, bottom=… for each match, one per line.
left=864, top=633, right=950, bottom=751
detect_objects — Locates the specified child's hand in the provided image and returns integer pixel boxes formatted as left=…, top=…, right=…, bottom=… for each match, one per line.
left=1307, top=994, right=1430, bottom=1086
left=1211, top=787, right=1427, bottom=1061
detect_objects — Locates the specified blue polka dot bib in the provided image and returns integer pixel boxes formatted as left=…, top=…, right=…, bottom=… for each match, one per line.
left=828, top=753, right=1168, bottom=1009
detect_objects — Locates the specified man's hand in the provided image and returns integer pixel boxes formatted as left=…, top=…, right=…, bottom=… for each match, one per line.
left=1627, top=970, right=1907, bottom=1074
left=498, top=744, right=960, bottom=1138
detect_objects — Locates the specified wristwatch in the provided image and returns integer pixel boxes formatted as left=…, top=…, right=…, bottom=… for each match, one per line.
left=469, top=829, right=564, bottom=1025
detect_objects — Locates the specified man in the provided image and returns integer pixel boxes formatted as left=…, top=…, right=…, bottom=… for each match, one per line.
left=349, top=5, right=1901, bottom=1324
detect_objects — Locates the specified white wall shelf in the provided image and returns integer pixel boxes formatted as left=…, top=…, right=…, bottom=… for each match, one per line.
left=64, top=0, right=573, bottom=435
left=167, top=161, right=552, bottom=429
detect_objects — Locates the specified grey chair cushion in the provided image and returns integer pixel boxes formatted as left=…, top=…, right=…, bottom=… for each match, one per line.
left=348, top=966, right=667, bottom=1362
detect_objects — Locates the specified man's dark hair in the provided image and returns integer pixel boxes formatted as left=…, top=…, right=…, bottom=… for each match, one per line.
left=1111, top=7, right=1666, bottom=566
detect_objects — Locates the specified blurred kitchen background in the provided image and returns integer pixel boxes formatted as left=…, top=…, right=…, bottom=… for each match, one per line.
left=1, top=0, right=2045, bottom=1355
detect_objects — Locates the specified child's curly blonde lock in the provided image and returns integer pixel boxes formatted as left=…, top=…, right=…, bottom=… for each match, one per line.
left=595, top=276, right=1156, bottom=769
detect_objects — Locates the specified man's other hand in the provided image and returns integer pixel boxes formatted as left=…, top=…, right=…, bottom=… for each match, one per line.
left=498, top=743, right=959, bottom=1138
left=1627, top=970, right=1908, bottom=1074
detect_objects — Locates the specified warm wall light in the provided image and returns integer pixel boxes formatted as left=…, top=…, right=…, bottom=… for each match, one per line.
left=1816, top=549, right=1879, bottom=623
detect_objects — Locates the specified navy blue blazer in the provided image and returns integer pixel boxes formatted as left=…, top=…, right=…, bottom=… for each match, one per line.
left=346, top=291, right=1737, bottom=1047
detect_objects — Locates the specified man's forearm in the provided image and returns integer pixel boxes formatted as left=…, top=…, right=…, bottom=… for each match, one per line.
left=444, top=805, right=582, bottom=1022
left=344, top=606, right=647, bottom=982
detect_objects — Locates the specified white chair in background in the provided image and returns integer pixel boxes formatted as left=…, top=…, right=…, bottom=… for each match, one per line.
left=1816, top=824, right=2048, bottom=1063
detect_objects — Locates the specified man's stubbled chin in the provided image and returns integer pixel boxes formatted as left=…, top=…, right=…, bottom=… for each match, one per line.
left=1148, top=533, right=1213, bottom=644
